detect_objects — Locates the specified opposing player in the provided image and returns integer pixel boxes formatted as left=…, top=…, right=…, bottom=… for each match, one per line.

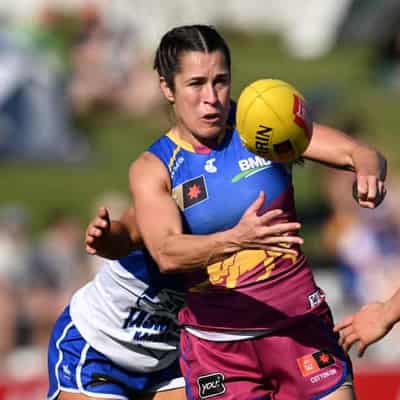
left=334, top=287, right=400, bottom=357
left=47, top=207, right=186, bottom=400
left=129, top=24, right=387, bottom=400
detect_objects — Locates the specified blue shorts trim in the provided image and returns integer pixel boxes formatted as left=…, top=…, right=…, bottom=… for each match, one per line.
left=47, top=307, right=184, bottom=399
left=311, top=314, right=352, bottom=400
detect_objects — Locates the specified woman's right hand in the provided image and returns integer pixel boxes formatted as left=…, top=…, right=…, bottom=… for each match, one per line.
left=231, top=191, right=303, bottom=254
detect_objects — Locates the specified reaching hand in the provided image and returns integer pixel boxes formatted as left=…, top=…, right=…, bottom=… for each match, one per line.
left=232, top=191, right=303, bottom=255
left=334, top=302, right=393, bottom=357
left=85, top=207, right=111, bottom=256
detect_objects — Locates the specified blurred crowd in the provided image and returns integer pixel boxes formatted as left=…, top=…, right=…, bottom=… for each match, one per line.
left=0, top=0, right=400, bottom=397
left=0, top=191, right=129, bottom=383
left=0, top=1, right=162, bottom=162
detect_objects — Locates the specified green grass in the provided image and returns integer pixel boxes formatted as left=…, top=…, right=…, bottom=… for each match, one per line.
left=1, top=31, right=399, bottom=263
left=0, top=114, right=163, bottom=232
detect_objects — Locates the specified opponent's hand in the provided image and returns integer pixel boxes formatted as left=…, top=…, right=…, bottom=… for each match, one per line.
left=353, top=151, right=387, bottom=209
left=85, top=207, right=111, bottom=255
left=334, top=302, right=393, bottom=357
left=233, top=191, right=303, bottom=255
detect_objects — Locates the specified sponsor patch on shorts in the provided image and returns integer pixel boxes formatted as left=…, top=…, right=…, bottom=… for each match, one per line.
left=297, top=350, right=335, bottom=377
left=313, top=350, right=335, bottom=368
left=297, top=354, right=320, bottom=377
left=197, top=372, right=226, bottom=399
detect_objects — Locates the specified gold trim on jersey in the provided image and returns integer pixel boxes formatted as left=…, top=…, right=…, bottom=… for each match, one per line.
left=167, top=130, right=195, bottom=152
left=189, top=249, right=298, bottom=292
left=166, top=128, right=229, bottom=153
left=168, top=143, right=182, bottom=172
left=172, top=185, right=184, bottom=211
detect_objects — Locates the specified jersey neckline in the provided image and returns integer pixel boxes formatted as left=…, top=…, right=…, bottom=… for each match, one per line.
left=166, top=128, right=233, bottom=154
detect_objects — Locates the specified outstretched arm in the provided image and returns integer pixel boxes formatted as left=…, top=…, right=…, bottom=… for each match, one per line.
left=304, top=123, right=387, bottom=209
left=334, top=288, right=400, bottom=357
left=85, top=206, right=142, bottom=259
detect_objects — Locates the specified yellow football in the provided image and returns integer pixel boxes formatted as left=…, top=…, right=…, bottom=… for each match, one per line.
left=236, top=79, right=313, bottom=162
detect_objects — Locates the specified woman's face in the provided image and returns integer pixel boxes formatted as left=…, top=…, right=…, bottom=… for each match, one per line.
left=162, top=50, right=231, bottom=147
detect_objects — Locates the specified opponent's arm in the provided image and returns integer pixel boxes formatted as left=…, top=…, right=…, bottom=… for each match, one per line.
left=303, top=123, right=387, bottom=209
left=334, top=288, right=400, bottom=357
left=130, top=152, right=303, bottom=273
left=85, top=206, right=142, bottom=259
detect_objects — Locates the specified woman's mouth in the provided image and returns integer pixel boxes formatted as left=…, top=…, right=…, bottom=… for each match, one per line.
left=202, top=113, right=221, bottom=124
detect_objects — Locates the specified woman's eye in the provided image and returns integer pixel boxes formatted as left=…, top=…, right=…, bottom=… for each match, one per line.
left=215, top=77, right=229, bottom=85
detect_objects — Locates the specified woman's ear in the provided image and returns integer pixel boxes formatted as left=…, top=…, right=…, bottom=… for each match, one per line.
left=159, top=77, right=175, bottom=104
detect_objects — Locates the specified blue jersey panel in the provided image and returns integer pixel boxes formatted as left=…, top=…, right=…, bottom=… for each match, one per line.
left=148, top=129, right=294, bottom=235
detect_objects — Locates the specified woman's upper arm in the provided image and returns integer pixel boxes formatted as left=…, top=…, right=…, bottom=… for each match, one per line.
left=129, top=152, right=183, bottom=264
left=119, top=206, right=142, bottom=247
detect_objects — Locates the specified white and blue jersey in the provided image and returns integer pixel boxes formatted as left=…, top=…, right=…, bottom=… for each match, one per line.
left=47, top=249, right=185, bottom=399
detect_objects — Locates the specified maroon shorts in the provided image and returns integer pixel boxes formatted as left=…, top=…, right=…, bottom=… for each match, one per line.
left=180, top=312, right=352, bottom=400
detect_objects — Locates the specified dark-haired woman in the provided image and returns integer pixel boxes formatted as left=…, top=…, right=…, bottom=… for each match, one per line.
left=130, top=24, right=386, bottom=399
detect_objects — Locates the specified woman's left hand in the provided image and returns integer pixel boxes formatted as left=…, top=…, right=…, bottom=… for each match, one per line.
left=303, top=123, right=388, bottom=209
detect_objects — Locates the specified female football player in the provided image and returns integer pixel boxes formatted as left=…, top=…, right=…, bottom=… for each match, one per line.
left=129, top=24, right=386, bottom=400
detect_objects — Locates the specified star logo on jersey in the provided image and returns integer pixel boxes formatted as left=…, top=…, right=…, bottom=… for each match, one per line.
left=188, top=184, right=201, bottom=200
left=173, top=176, right=208, bottom=210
